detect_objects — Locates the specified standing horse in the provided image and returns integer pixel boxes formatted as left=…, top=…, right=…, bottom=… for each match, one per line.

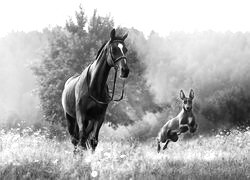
left=62, top=29, right=129, bottom=151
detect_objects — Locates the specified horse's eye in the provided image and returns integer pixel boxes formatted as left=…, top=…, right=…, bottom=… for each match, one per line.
left=123, top=47, right=128, bottom=54
left=112, top=47, right=118, bottom=55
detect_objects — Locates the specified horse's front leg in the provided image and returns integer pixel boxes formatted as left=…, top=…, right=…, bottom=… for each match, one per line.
left=76, top=103, right=88, bottom=150
left=89, top=115, right=105, bottom=152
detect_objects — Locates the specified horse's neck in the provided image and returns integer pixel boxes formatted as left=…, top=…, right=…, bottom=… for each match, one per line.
left=89, top=50, right=111, bottom=97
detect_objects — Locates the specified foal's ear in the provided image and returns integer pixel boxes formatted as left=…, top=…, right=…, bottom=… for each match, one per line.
left=180, top=90, right=185, bottom=100
left=110, top=28, right=116, bottom=40
left=189, top=89, right=194, bottom=100
left=122, top=33, right=128, bottom=41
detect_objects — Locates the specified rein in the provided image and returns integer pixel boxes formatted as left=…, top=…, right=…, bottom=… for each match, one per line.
left=86, top=41, right=126, bottom=105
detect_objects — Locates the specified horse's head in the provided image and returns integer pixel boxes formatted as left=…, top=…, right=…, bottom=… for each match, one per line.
left=180, top=89, right=194, bottom=112
left=107, top=29, right=129, bottom=78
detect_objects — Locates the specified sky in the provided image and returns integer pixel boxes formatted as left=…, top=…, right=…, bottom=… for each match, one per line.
left=0, top=0, right=250, bottom=37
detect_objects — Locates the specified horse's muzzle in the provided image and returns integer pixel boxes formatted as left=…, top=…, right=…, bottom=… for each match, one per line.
left=120, top=67, right=129, bottom=78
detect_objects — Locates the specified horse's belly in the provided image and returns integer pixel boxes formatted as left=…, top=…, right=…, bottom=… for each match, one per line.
left=62, top=80, right=78, bottom=117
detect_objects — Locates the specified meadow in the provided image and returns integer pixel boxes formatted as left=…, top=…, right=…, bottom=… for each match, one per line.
left=0, top=127, right=249, bottom=180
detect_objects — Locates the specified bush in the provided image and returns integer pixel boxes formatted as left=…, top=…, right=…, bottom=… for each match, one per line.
left=201, top=86, right=250, bottom=128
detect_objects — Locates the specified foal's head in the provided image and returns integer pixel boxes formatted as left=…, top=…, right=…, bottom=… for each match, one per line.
left=107, top=29, right=129, bottom=78
left=180, top=89, right=194, bottom=112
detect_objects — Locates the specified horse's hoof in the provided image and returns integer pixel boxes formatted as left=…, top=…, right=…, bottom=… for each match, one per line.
left=71, top=138, right=79, bottom=146
left=73, top=147, right=81, bottom=155
left=79, top=141, right=88, bottom=150
left=73, top=149, right=78, bottom=155
left=89, top=139, right=98, bottom=151
left=91, top=148, right=96, bottom=154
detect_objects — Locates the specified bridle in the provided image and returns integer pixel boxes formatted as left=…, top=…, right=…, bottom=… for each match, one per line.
left=86, top=40, right=127, bottom=105
left=108, top=40, right=127, bottom=67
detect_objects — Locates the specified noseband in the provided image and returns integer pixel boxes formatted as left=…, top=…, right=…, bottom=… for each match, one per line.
left=86, top=40, right=127, bottom=105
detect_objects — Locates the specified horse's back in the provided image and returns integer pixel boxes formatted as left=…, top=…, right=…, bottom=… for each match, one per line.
left=64, top=74, right=79, bottom=87
left=62, top=74, right=80, bottom=117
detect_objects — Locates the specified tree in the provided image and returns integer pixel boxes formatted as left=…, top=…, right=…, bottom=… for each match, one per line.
left=32, top=7, right=90, bottom=126
left=32, top=7, right=143, bottom=127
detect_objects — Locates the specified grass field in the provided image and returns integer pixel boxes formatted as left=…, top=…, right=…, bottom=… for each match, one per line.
left=0, top=127, right=249, bottom=180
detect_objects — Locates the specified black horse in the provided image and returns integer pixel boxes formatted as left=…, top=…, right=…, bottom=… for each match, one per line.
left=61, top=29, right=129, bottom=151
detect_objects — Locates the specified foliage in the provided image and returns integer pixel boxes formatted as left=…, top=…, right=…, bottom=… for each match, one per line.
left=201, top=86, right=250, bottom=127
left=31, top=7, right=155, bottom=127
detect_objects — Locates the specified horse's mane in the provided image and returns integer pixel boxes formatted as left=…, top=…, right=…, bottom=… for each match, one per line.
left=96, top=40, right=108, bottom=59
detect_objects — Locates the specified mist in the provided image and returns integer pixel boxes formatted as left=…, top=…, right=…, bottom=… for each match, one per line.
left=0, top=32, right=46, bottom=128
left=112, top=30, right=250, bottom=138
left=2, top=29, right=250, bottom=139
left=137, top=31, right=250, bottom=103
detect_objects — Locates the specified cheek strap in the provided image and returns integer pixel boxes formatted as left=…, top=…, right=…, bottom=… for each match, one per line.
left=108, top=45, right=127, bottom=67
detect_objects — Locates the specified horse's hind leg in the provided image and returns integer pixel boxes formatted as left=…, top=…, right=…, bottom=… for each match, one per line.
left=65, top=113, right=79, bottom=148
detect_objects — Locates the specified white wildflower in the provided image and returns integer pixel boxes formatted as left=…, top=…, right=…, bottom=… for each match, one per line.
left=104, top=152, right=111, bottom=158
left=120, top=154, right=126, bottom=159
left=53, top=159, right=59, bottom=164
left=91, top=170, right=98, bottom=178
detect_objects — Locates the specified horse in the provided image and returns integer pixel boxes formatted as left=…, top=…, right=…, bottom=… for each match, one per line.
left=61, top=29, right=129, bottom=152
left=157, top=89, right=198, bottom=152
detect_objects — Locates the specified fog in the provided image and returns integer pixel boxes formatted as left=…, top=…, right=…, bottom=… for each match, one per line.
left=2, top=30, right=250, bottom=139
left=135, top=31, right=250, bottom=103
left=0, top=32, right=45, bottom=127
left=104, top=31, right=250, bottom=139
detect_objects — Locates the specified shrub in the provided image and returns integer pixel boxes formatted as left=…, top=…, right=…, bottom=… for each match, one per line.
left=201, top=86, right=250, bottom=128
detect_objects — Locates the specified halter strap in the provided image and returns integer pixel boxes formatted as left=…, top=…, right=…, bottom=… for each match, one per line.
left=85, top=40, right=127, bottom=105
left=86, top=62, right=126, bottom=105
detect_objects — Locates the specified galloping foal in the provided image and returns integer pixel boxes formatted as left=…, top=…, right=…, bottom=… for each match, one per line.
left=157, top=89, right=198, bottom=152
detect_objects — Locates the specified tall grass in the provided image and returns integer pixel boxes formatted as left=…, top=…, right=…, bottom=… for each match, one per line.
left=0, top=127, right=249, bottom=180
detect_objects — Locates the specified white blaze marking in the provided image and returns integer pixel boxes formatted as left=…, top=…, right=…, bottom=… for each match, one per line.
left=118, top=43, right=124, bottom=55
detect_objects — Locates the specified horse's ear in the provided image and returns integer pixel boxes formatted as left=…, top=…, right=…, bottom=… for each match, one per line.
left=122, top=33, right=128, bottom=41
left=189, top=89, right=194, bottom=100
left=110, top=29, right=116, bottom=40
left=180, top=90, right=185, bottom=100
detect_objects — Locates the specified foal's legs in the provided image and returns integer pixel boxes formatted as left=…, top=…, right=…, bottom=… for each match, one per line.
left=157, top=138, right=161, bottom=153
left=188, top=119, right=198, bottom=133
left=162, top=130, right=179, bottom=150
left=162, top=140, right=170, bottom=150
